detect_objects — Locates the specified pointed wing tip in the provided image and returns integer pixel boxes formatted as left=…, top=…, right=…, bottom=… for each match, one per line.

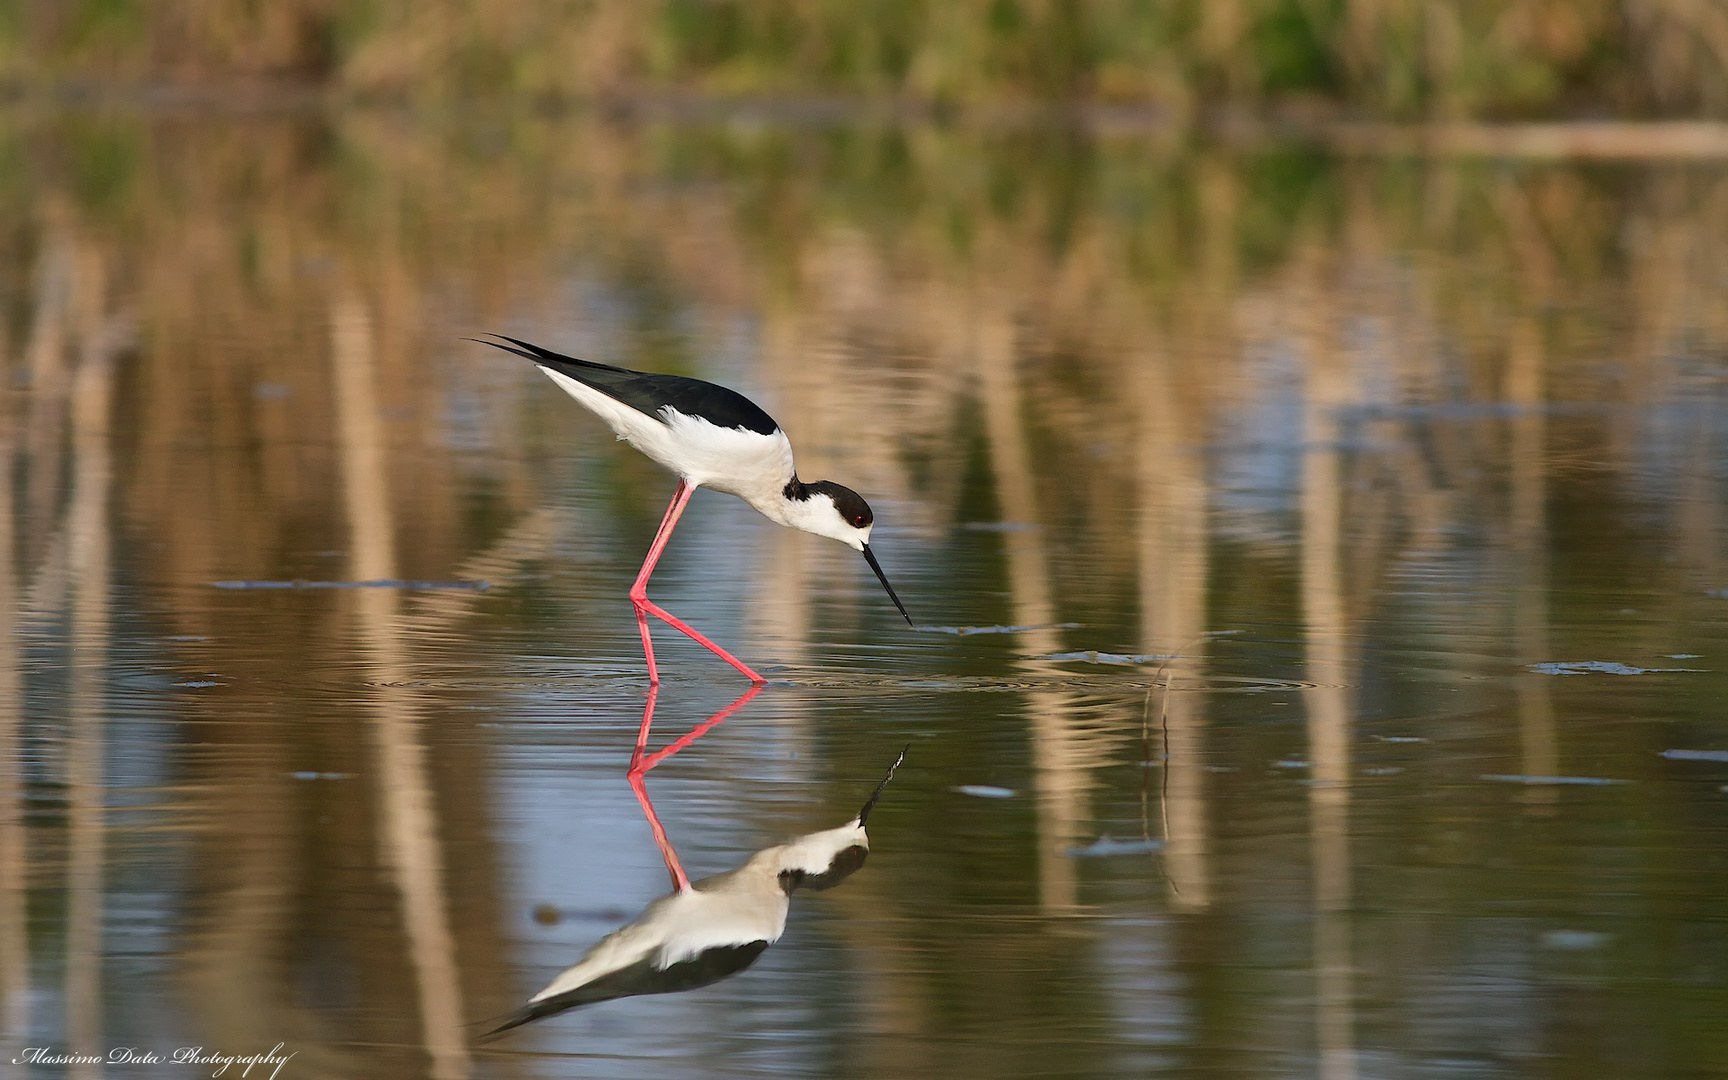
left=469, top=334, right=537, bottom=362
left=469, top=333, right=573, bottom=368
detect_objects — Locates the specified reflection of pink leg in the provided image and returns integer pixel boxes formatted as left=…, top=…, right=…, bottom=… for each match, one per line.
left=626, top=683, right=762, bottom=893
left=636, top=683, right=762, bottom=772
left=626, top=686, right=688, bottom=890
left=630, top=479, right=766, bottom=685
left=628, top=768, right=690, bottom=893
left=629, top=683, right=662, bottom=772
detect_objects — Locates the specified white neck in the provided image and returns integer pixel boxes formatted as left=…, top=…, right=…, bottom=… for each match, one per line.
left=757, top=490, right=870, bottom=549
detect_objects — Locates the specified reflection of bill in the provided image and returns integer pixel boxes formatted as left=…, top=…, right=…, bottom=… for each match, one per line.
left=480, top=749, right=905, bottom=1040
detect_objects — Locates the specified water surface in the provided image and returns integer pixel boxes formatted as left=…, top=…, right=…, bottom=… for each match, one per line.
left=1, top=106, right=1727, bottom=1078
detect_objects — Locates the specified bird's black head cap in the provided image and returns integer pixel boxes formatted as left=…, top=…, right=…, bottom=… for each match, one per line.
left=788, top=479, right=873, bottom=529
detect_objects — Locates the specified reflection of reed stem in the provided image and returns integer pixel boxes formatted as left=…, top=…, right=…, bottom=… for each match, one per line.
left=66, top=328, right=116, bottom=1079
left=0, top=257, right=25, bottom=1055
left=1302, top=319, right=1356, bottom=1080
left=23, top=232, right=73, bottom=572
left=332, top=295, right=471, bottom=1080
left=0, top=428, right=26, bottom=1054
left=1137, top=340, right=1212, bottom=911
left=975, top=304, right=1082, bottom=914
left=1508, top=317, right=1558, bottom=807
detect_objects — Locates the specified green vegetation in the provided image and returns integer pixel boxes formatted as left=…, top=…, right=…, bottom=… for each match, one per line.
left=3, top=0, right=1727, bottom=119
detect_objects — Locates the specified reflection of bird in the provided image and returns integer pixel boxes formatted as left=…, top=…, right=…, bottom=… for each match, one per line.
left=478, top=335, right=912, bottom=684
left=481, top=748, right=906, bottom=1040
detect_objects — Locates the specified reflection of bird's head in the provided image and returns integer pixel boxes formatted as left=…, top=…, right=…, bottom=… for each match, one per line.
left=772, top=820, right=870, bottom=894
left=768, top=744, right=907, bottom=895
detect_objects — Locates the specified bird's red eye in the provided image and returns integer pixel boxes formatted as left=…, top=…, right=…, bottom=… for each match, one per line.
left=853, top=515, right=866, bottom=526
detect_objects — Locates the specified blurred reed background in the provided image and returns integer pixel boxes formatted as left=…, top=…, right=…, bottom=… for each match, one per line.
left=3, top=109, right=1724, bottom=611
left=5, top=0, right=1728, bottom=119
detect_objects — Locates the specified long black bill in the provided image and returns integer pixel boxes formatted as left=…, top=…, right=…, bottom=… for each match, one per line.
left=860, top=544, right=913, bottom=625
left=857, top=745, right=909, bottom=827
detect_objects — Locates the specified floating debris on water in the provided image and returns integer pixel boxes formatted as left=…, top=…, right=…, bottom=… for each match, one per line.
left=1666, top=654, right=1703, bottom=659
left=961, top=521, right=1041, bottom=532
left=213, top=578, right=490, bottom=591
left=917, top=623, right=1082, bottom=636
left=1374, top=735, right=1429, bottom=743
left=1272, top=760, right=1311, bottom=769
left=176, top=680, right=220, bottom=688
left=953, top=784, right=1017, bottom=799
left=1481, top=774, right=1629, bottom=786
left=290, top=771, right=351, bottom=781
left=1067, top=835, right=1163, bottom=858
left=1039, top=650, right=1171, bottom=665
left=1362, top=766, right=1405, bottom=776
left=1541, top=929, right=1609, bottom=950
left=1528, top=660, right=1700, bottom=676
left=1661, top=749, right=1728, bottom=763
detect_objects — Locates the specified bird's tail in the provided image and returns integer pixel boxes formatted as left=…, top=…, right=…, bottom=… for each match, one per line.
left=469, top=1001, right=556, bottom=1044
left=857, top=745, right=909, bottom=826
left=470, top=334, right=627, bottom=375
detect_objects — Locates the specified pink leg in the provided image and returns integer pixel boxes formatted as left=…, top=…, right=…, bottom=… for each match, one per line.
left=634, top=603, right=660, bottom=686
left=632, top=481, right=689, bottom=686
left=638, top=599, right=764, bottom=682
left=630, top=479, right=766, bottom=684
left=626, top=682, right=762, bottom=893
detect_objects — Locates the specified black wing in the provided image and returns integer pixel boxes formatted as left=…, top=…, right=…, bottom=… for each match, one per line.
left=478, top=335, right=780, bottom=436
left=477, top=940, right=771, bottom=1041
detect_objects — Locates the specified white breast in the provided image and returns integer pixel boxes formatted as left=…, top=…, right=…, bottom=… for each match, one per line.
left=660, top=409, right=796, bottom=501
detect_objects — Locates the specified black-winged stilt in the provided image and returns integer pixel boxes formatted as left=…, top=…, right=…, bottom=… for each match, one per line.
left=478, top=335, right=912, bottom=684
left=479, top=747, right=906, bottom=1039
